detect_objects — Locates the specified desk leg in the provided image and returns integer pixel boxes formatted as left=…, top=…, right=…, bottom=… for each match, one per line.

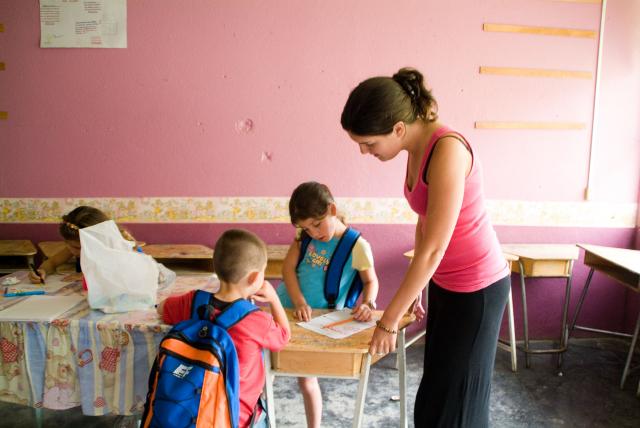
left=569, top=268, right=594, bottom=333
left=352, top=353, right=371, bottom=428
left=34, top=407, right=43, bottom=428
left=397, top=330, right=408, bottom=428
left=506, top=287, right=518, bottom=372
left=518, top=261, right=531, bottom=368
left=263, top=352, right=276, bottom=428
left=557, top=268, right=573, bottom=369
left=621, top=312, right=640, bottom=390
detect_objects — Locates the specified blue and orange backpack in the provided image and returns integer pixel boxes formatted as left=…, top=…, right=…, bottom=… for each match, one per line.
left=297, top=227, right=364, bottom=309
left=142, top=290, right=258, bottom=428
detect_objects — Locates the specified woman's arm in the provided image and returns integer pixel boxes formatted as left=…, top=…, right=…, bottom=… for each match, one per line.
left=281, top=240, right=313, bottom=321
left=369, top=136, right=471, bottom=355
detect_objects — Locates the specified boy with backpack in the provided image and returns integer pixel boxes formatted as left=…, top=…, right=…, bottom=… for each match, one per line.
left=145, top=229, right=290, bottom=428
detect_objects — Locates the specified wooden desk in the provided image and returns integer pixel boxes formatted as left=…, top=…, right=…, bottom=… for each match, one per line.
left=265, top=244, right=288, bottom=279
left=501, top=244, right=579, bottom=370
left=404, top=249, right=518, bottom=372
left=39, top=241, right=148, bottom=274
left=0, top=240, right=37, bottom=273
left=143, top=244, right=214, bottom=275
left=569, top=244, right=640, bottom=394
left=264, top=309, right=414, bottom=428
left=38, top=241, right=76, bottom=274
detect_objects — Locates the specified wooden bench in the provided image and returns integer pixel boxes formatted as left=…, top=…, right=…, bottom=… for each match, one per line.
left=143, top=244, right=214, bottom=275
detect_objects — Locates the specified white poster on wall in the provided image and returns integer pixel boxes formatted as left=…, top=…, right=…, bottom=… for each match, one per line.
left=40, top=0, right=127, bottom=48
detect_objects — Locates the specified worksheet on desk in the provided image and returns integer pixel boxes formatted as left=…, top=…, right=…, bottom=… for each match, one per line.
left=0, top=271, right=77, bottom=295
left=297, top=309, right=376, bottom=339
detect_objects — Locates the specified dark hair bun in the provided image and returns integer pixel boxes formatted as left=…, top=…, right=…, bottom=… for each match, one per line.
left=392, top=68, right=424, bottom=101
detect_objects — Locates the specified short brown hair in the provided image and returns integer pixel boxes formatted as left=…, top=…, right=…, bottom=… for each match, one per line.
left=213, top=229, right=267, bottom=283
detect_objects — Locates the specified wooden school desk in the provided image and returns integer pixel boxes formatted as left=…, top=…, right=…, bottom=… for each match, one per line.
left=39, top=241, right=148, bottom=274
left=0, top=240, right=37, bottom=273
left=38, top=241, right=75, bottom=273
left=404, top=249, right=518, bottom=372
left=569, top=244, right=640, bottom=394
left=501, top=244, right=579, bottom=370
left=143, top=244, right=213, bottom=274
left=264, top=244, right=289, bottom=279
left=264, top=309, right=414, bottom=428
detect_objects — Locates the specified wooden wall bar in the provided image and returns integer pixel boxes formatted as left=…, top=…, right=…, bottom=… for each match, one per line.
left=475, top=121, right=586, bottom=130
left=483, top=23, right=597, bottom=38
left=479, top=66, right=592, bottom=79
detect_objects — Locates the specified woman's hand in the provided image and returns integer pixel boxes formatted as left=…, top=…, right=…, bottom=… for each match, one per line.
left=28, top=269, right=46, bottom=284
left=351, top=303, right=373, bottom=322
left=410, top=293, right=426, bottom=322
left=368, top=320, right=398, bottom=356
left=293, top=303, right=312, bottom=321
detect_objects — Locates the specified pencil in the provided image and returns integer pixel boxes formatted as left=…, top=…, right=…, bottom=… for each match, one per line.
left=322, top=317, right=356, bottom=329
left=29, top=263, right=45, bottom=285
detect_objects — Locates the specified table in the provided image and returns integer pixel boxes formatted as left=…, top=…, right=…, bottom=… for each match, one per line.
left=404, top=249, right=518, bottom=372
left=265, top=245, right=289, bottom=279
left=498, top=252, right=519, bottom=372
left=264, top=309, right=414, bottom=428
left=501, top=244, right=579, bottom=370
left=0, top=240, right=37, bottom=274
left=0, top=272, right=217, bottom=421
left=569, top=244, right=640, bottom=394
left=143, top=244, right=214, bottom=275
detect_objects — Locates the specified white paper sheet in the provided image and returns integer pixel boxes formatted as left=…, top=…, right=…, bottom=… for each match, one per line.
left=297, top=309, right=377, bottom=339
left=0, top=295, right=85, bottom=322
left=40, top=0, right=127, bottom=48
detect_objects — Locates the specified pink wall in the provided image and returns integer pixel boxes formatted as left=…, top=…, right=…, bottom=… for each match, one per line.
left=1, top=0, right=638, bottom=201
left=1, top=1, right=639, bottom=337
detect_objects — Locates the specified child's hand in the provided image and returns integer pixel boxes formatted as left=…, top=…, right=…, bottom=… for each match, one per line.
left=351, top=304, right=373, bottom=322
left=28, top=269, right=46, bottom=284
left=251, top=280, right=277, bottom=304
left=293, top=303, right=312, bottom=322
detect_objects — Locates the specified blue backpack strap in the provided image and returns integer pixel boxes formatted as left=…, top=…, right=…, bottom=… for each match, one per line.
left=215, top=299, right=259, bottom=330
left=296, top=233, right=312, bottom=268
left=325, top=228, right=362, bottom=309
left=191, top=289, right=213, bottom=319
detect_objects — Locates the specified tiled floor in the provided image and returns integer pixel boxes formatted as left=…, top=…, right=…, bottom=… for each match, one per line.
left=1, top=338, right=639, bottom=427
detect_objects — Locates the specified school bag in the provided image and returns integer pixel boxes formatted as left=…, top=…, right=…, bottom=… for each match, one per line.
left=297, top=227, right=364, bottom=309
left=142, top=290, right=258, bottom=428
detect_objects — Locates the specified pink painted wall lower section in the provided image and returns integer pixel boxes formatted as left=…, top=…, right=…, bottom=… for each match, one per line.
left=1, top=223, right=636, bottom=339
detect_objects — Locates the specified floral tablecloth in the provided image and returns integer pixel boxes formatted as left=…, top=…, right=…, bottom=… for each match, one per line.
left=0, top=272, right=218, bottom=416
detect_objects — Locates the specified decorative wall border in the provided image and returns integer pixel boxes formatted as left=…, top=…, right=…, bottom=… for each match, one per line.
left=0, top=198, right=636, bottom=228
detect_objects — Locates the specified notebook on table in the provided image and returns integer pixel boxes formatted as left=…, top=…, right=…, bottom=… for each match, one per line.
left=0, top=295, right=85, bottom=322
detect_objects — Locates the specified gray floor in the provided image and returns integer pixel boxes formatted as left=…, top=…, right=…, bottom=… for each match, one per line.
left=0, top=338, right=639, bottom=427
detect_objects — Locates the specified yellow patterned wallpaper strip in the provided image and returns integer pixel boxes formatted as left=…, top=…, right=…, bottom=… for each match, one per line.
left=0, top=198, right=636, bottom=228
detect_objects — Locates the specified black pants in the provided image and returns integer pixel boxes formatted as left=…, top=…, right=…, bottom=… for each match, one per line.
left=414, top=275, right=510, bottom=428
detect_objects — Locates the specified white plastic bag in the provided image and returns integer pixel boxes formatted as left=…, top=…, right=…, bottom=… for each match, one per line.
left=80, top=220, right=159, bottom=313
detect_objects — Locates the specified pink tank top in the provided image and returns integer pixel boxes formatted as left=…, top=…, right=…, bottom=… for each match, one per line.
left=404, top=126, right=508, bottom=293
